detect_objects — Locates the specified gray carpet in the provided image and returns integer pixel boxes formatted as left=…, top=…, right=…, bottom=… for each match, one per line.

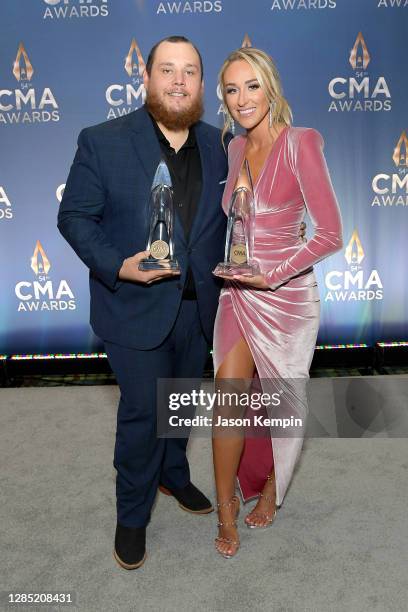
left=1, top=386, right=407, bottom=612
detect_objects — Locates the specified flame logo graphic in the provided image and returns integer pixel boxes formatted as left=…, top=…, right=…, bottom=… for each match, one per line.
left=344, top=230, right=364, bottom=266
left=124, top=38, right=146, bottom=78
left=392, top=131, right=408, bottom=168
left=31, top=241, right=51, bottom=276
left=13, top=43, right=34, bottom=82
left=349, top=32, right=370, bottom=71
left=242, top=34, right=252, bottom=48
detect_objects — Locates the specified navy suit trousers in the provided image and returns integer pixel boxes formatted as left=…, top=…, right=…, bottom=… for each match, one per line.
left=104, top=300, right=209, bottom=528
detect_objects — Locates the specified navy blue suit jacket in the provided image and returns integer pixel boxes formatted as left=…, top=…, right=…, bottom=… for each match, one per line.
left=58, top=107, right=230, bottom=350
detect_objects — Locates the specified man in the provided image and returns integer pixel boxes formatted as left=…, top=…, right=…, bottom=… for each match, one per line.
left=58, top=36, right=230, bottom=570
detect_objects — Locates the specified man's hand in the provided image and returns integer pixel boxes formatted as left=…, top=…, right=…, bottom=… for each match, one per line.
left=118, top=251, right=180, bottom=285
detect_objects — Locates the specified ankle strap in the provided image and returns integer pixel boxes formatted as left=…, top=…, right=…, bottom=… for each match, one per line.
left=259, top=492, right=275, bottom=503
left=217, top=520, right=238, bottom=528
left=216, top=495, right=238, bottom=509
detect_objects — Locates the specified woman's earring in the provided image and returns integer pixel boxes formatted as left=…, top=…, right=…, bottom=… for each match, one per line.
left=224, top=106, right=235, bottom=135
left=269, top=102, right=275, bottom=128
left=227, top=111, right=235, bottom=135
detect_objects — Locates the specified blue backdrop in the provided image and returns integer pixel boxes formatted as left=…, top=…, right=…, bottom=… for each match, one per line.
left=1, top=0, right=407, bottom=353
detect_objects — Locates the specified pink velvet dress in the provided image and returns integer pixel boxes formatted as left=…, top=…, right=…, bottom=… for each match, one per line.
left=213, top=126, right=343, bottom=506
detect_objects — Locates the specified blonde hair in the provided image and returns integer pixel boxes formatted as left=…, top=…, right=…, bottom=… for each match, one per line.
left=219, top=47, right=293, bottom=145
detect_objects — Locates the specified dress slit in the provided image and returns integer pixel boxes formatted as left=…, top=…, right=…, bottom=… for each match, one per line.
left=213, top=288, right=276, bottom=503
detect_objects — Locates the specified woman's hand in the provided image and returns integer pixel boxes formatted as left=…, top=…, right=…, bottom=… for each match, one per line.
left=225, top=273, right=270, bottom=289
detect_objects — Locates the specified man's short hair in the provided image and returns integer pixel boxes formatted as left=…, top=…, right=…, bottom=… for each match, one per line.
left=145, top=35, right=204, bottom=80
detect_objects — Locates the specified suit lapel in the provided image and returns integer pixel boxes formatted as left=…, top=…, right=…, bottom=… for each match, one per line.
left=189, top=122, right=213, bottom=245
left=127, top=107, right=161, bottom=185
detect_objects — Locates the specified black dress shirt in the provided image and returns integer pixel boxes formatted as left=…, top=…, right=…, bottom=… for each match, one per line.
left=150, top=115, right=202, bottom=299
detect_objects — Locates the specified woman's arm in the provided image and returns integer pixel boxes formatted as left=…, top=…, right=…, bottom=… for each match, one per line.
left=265, top=129, right=343, bottom=290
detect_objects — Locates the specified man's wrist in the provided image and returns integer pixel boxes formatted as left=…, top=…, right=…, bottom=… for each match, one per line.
left=117, top=259, right=127, bottom=282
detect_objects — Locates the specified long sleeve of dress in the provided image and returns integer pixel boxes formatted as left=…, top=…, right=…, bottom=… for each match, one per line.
left=265, top=129, right=343, bottom=290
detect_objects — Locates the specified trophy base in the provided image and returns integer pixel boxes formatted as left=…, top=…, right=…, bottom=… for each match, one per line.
left=138, top=258, right=180, bottom=271
left=213, top=262, right=260, bottom=277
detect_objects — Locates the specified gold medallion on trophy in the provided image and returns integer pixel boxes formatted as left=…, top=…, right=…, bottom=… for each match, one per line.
left=230, top=243, right=247, bottom=265
left=150, top=239, right=170, bottom=260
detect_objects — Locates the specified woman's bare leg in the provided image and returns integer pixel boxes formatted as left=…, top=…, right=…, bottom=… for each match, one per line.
left=213, top=336, right=255, bottom=557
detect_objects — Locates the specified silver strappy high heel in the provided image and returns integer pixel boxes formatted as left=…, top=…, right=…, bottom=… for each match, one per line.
left=214, top=495, right=240, bottom=558
left=245, top=473, right=277, bottom=529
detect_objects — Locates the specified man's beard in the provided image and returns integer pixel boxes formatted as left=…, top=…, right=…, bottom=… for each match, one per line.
left=145, top=89, right=203, bottom=131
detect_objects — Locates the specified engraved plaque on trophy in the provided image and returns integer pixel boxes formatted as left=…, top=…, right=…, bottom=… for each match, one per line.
left=213, top=159, right=260, bottom=277
left=138, top=160, right=180, bottom=271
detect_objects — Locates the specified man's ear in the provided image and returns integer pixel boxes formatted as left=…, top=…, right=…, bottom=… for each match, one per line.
left=143, top=69, right=149, bottom=90
left=200, top=79, right=204, bottom=95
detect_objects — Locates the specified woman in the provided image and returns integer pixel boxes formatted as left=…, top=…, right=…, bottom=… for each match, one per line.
left=212, top=47, right=343, bottom=558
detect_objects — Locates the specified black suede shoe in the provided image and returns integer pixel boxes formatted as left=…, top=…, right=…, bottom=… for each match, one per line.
left=159, top=482, right=213, bottom=514
left=113, top=523, right=146, bottom=570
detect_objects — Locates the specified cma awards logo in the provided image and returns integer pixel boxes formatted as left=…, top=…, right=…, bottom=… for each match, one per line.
left=0, top=43, right=60, bottom=125
left=0, top=185, right=14, bottom=220
left=43, top=0, right=109, bottom=19
left=328, top=32, right=391, bottom=113
left=372, top=131, right=408, bottom=207
left=216, top=34, right=252, bottom=116
left=324, top=230, right=383, bottom=302
left=15, top=241, right=76, bottom=312
left=270, top=0, right=335, bottom=10
left=155, top=1, right=222, bottom=14
left=106, top=39, right=146, bottom=120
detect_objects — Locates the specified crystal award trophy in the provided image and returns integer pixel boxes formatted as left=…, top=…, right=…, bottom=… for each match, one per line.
left=138, top=160, right=180, bottom=271
left=213, top=159, right=260, bottom=277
